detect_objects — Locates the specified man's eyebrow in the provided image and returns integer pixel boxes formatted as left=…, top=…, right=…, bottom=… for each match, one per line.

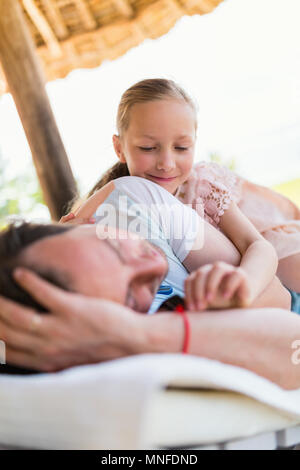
left=103, top=238, right=126, bottom=265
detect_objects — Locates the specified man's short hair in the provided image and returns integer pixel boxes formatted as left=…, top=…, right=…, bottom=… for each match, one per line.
left=0, top=222, right=74, bottom=375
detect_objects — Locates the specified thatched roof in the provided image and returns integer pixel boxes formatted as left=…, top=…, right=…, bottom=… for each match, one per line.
left=0, top=0, right=223, bottom=94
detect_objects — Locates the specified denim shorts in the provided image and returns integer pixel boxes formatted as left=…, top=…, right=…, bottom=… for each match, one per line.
left=286, top=287, right=300, bottom=315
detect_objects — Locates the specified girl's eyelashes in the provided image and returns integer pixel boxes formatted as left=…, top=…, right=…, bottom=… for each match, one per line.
left=138, top=146, right=189, bottom=152
left=139, top=147, right=155, bottom=151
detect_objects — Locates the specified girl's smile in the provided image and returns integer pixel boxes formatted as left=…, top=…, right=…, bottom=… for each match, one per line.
left=146, top=174, right=178, bottom=182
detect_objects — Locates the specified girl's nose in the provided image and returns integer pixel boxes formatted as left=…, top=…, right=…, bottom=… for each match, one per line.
left=156, top=151, right=176, bottom=172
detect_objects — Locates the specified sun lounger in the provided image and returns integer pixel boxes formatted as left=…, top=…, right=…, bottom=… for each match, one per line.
left=0, top=354, right=300, bottom=450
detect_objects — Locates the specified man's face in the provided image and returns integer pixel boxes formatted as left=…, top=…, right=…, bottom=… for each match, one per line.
left=22, top=225, right=168, bottom=313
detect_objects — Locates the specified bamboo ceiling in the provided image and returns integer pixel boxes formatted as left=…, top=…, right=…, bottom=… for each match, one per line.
left=0, top=0, right=223, bottom=94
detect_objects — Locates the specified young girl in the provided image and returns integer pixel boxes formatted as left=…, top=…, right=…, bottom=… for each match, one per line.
left=63, top=78, right=299, bottom=313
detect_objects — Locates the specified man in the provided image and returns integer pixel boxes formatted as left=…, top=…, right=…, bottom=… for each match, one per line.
left=0, top=176, right=297, bottom=380
left=0, top=217, right=299, bottom=388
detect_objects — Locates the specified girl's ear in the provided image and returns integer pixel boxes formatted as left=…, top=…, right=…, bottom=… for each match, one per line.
left=113, top=134, right=126, bottom=163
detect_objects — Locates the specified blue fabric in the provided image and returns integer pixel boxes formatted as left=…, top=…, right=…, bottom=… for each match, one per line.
left=157, top=284, right=174, bottom=295
left=286, top=287, right=300, bottom=314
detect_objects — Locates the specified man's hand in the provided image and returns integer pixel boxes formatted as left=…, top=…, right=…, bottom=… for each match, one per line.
left=1, top=269, right=299, bottom=390
left=0, top=268, right=144, bottom=372
left=184, top=261, right=253, bottom=311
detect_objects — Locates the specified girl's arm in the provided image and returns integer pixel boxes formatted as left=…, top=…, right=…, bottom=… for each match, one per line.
left=60, top=181, right=115, bottom=224
left=74, top=181, right=115, bottom=219
left=183, top=200, right=279, bottom=311
left=218, top=200, right=278, bottom=303
left=182, top=218, right=241, bottom=271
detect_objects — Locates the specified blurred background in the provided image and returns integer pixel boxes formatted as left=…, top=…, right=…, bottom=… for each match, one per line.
left=0, top=0, right=299, bottom=224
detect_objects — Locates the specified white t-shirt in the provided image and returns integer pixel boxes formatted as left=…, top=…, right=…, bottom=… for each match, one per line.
left=93, top=176, right=201, bottom=313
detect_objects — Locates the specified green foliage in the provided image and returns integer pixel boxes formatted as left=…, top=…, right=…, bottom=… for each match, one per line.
left=0, top=157, right=48, bottom=229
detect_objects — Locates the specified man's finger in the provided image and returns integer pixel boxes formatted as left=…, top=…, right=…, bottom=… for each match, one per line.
left=13, top=268, right=75, bottom=314
left=0, top=316, right=46, bottom=352
left=4, top=346, right=52, bottom=372
left=0, top=294, right=44, bottom=333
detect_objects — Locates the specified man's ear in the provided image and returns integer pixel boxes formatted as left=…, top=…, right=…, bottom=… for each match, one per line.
left=113, top=134, right=126, bottom=163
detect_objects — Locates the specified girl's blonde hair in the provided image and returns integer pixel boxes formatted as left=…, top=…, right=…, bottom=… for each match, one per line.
left=81, top=79, right=197, bottom=204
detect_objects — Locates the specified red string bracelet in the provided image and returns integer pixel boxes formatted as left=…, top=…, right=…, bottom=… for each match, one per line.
left=174, top=304, right=190, bottom=354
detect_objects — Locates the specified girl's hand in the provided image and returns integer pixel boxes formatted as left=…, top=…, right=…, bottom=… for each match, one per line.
left=184, top=261, right=253, bottom=311
left=59, top=212, right=95, bottom=225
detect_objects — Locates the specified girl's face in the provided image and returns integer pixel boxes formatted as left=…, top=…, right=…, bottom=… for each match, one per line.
left=113, top=99, right=196, bottom=194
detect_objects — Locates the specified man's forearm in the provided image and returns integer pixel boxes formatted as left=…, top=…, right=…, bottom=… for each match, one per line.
left=139, top=307, right=300, bottom=390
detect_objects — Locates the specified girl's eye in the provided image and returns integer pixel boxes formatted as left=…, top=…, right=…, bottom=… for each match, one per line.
left=175, top=147, right=188, bottom=151
left=139, top=147, right=155, bottom=151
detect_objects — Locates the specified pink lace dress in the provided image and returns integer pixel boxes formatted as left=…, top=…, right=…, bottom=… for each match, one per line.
left=175, top=161, right=300, bottom=261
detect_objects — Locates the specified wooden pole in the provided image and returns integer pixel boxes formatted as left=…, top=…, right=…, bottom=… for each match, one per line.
left=0, top=0, right=78, bottom=220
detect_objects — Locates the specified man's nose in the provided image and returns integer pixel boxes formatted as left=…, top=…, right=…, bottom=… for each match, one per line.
left=133, top=256, right=166, bottom=279
left=156, top=150, right=176, bottom=172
